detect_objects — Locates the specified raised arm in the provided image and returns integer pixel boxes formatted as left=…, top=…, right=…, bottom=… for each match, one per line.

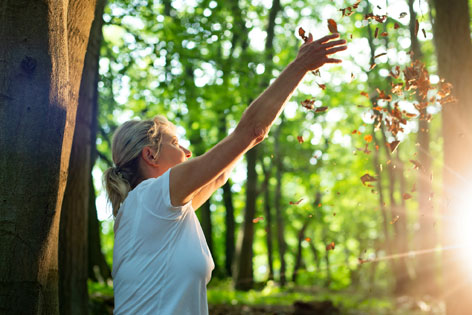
left=170, top=33, right=347, bottom=206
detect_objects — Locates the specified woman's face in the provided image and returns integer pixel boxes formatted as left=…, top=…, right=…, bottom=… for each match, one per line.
left=154, top=130, right=192, bottom=171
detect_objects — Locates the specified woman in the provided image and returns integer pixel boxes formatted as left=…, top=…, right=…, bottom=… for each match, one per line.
left=104, top=32, right=347, bottom=314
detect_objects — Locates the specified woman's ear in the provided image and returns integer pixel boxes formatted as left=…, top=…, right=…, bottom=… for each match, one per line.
left=141, top=146, right=159, bottom=167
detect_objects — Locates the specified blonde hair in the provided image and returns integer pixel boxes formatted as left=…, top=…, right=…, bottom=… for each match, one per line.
left=103, top=115, right=175, bottom=216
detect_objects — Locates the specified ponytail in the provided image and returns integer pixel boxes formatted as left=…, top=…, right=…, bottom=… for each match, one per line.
left=102, top=116, right=174, bottom=216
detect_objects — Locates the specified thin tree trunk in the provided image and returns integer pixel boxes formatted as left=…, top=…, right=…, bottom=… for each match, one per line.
left=407, top=0, right=437, bottom=296
left=0, top=1, right=96, bottom=313
left=234, top=147, right=258, bottom=290
left=274, top=118, right=287, bottom=286
left=234, top=0, right=280, bottom=290
left=432, top=0, right=472, bottom=313
left=261, top=159, right=274, bottom=281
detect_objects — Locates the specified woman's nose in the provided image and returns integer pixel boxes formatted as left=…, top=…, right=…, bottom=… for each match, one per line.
left=182, top=146, right=192, bottom=158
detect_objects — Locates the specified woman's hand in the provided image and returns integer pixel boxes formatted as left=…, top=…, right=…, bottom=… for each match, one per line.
left=294, top=33, right=347, bottom=72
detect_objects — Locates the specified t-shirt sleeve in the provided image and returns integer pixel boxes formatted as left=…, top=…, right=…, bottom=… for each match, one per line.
left=140, top=169, right=193, bottom=221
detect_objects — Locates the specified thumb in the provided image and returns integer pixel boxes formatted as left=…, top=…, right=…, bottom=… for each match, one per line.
left=307, top=32, right=314, bottom=43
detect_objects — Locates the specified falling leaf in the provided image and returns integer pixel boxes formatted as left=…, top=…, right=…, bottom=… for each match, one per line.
left=298, top=27, right=308, bottom=42
left=327, top=19, right=338, bottom=33
left=380, top=32, right=388, bottom=37
left=374, top=27, right=379, bottom=38
left=358, top=257, right=371, bottom=264
left=364, top=135, right=373, bottom=143
left=297, top=136, right=304, bottom=143
left=422, top=28, right=426, bottom=38
left=410, top=159, right=423, bottom=170
left=399, top=12, right=407, bottom=18
left=318, top=203, right=322, bottom=207
left=394, top=22, right=400, bottom=29
left=369, top=63, right=377, bottom=71
left=415, top=19, right=419, bottom=37
left=389, top=65, right=401, bottom=78
left=301, top=99, right=315, bottom=110
left=387, top=140, right=400, bottom=153
left=305, top=237, right=312, bottom=242
left=326, top=242, right=335, bottom=251
left=289, top=198, right=304, bottom=205
left=361, top=173, right=377, bottom=186
left=317, top=82, right=326, bottom=90
left=374, top=52, right=387, bottom=59
left=360, top=91, right=369, bottom=98
left=252, top=216, right=264, bottom=223
left=390, top=215, right=400, bottom=224
left=314, top=106, right=328, bottom=113
left=403, top=193, right=412, bottom=200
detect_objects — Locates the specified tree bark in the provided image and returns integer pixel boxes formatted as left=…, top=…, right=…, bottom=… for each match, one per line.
left=0, top=1, right=96, bottom=313
left=234, top=147, right=258, bottom=290
left=432, top=0, right=472, bottom=313
left=273, top=118, right=287, bottom=286
left=261, top=158, right=274, bottom=281
left=59, top=1, right=106, bottom=313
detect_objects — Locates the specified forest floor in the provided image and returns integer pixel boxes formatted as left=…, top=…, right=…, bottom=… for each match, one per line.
left=89, top=281, right=445, bottom=314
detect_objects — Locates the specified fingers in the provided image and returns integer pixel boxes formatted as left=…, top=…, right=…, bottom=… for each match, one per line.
left=307, top=32, right=313, bottom=43
left=324, top=58, right=342, bottom=64
left=323, top=39, right=347, bottom=49
left=325, top=45, right=348, bottom=55
left=315, top=33, right=340, bottom=45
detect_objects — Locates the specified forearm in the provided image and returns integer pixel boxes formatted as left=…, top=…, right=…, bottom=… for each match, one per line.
left=236, top=60, right=306, bottom=143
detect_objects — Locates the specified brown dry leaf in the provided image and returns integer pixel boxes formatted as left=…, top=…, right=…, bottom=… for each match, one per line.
left=374, top=52, right=387, bottom=59
left=415, top=19, right=419, bottom=37
left=389, top=65, right=401, bottom=78
left=298, top=27, right=308, bottom=42
left=394, top=22, right=400, bottom=29
left=404, top=111, right=417, bottom=118
left=374, top=27, right=379, bottom=38
left=369, top=63, right=377, bottom=71
left=422, top=28, right=426, bottom=38
left=289, top=198, right=304, bottom=205
left=352, top=129, right=358, bottom=134
left=301, top=99, right=315, bottom=110
left=376, top=88, right=392, bottom=101
left=360, top=91, right=369, bottom=98
left=358, top=257, right=371, bottom=264
left=390, top=215, right=400, bottom=224
left=326, top=242, right=335, bottom=251
left=387, top=140, right=400, bottom=153
left=297, top=135, right=304, bottom=143
left=364, top=134, right=373, bottom=143
left=317, top=82, right=327, bottom=90
left=327, top=19, right=338, bottom=33
left=314, top=106, right=328, bottom=113
left=305, top=237, right=312, bottom=242
left=252, top=216, right=264, bottom=223
left=410, top=159, right=423, bottom=170
left=403, top=193, right=412, bottom=200
left=360, top=173, right=377, bottom=186
left=380, top=31, right=388, bottom=37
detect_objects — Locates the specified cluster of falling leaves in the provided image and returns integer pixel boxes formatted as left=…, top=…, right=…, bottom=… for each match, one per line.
left=254, top=1, right=457, bottom=259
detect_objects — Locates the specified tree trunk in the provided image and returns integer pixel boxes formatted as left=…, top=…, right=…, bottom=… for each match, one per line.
left=274, top=119, right=287, bottom=286
left=234, top=147, right=258, bottom=290
left=432, top=0, right=472, bottom=313
left=223, top=181, right=236, bottom=277
left=261, top=158, right=274, bottom=281
left=88, top=176, right=111, bottom=282
left=0, top=1, right=96, bottom=313
left=233, top=0, right=280, bottom=290
left=59, top=1, right=106, bottom=313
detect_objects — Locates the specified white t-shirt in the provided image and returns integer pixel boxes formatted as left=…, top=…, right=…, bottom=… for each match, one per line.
left=112, top=169, right=215, bottom=315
